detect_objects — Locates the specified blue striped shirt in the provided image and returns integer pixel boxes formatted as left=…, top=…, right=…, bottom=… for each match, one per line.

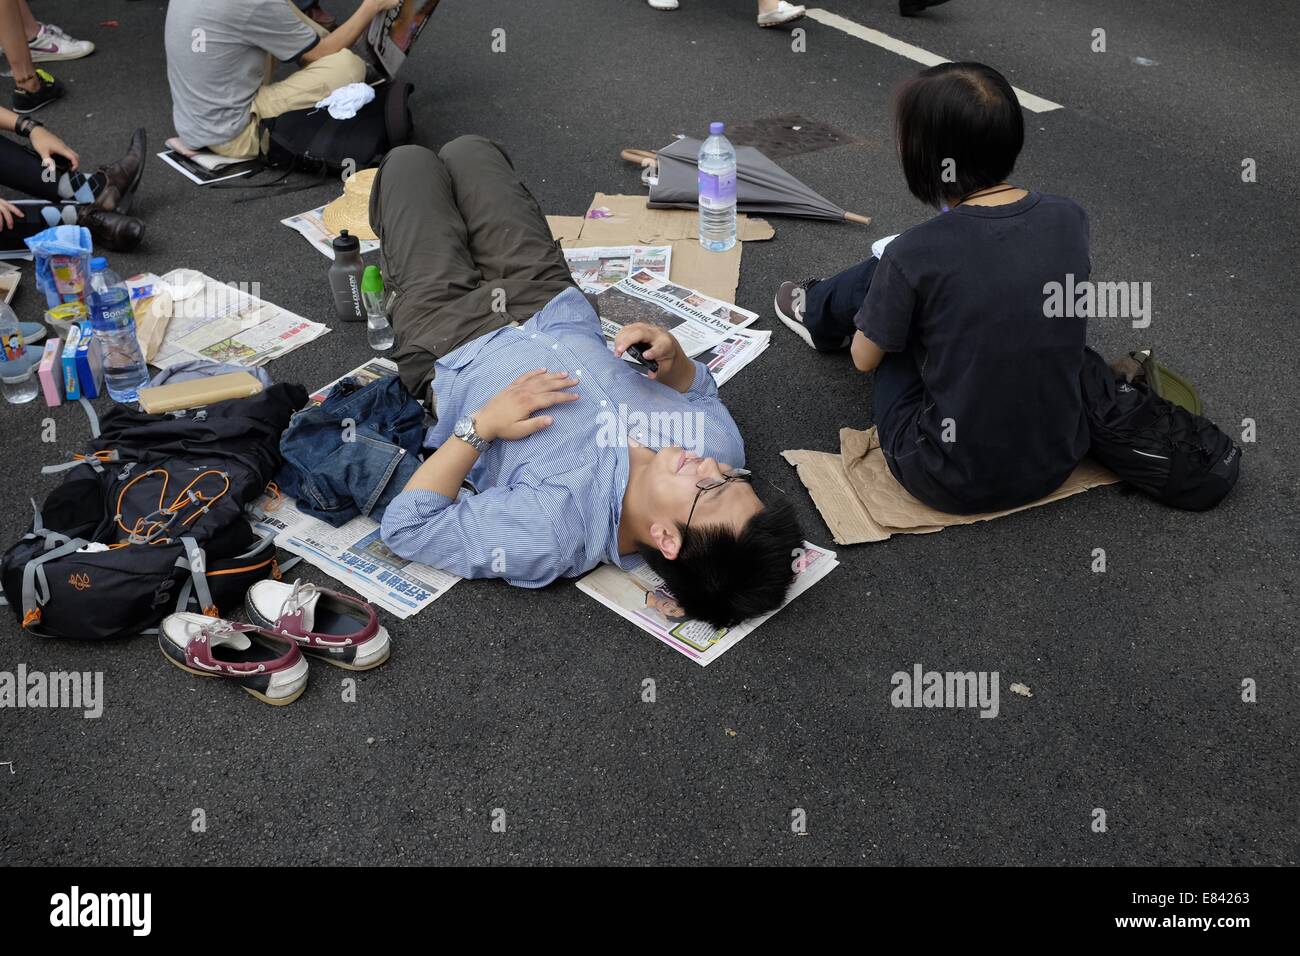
left=379, top=288, right=746, bottom=587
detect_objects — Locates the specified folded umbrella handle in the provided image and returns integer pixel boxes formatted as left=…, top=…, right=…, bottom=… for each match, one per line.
left=843, top=211, right=873, bottom=226
left=620, top=148, right=658, bottom=167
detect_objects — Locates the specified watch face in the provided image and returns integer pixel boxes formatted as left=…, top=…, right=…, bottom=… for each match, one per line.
left=454, top=417, right=472, bottom=438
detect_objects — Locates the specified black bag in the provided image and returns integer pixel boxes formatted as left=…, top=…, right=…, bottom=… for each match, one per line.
left=1, top=385, right=307, bottom=640
left=261, top=80, right=414, bottom=174
left=1080, top=348, right=1240, bottom=511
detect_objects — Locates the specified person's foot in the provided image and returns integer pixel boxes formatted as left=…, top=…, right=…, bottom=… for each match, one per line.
left=26, top=22, right=95, bottom=61
left=757, top=1, right=805, bottom=27
left=165, top=136, right=200, bottom=158
left=774, top=278, right=850, bottom=350
left=12, top=68, right=64, bottom=114
left=94, top=128, right=148, bottom=215
left=646, top=0, right=680, bottom=9
left=304, top=3, right=338, bottom=30
left=78, top=207, right=146, bottom=252
left=899, top=0, right=953, bottom=17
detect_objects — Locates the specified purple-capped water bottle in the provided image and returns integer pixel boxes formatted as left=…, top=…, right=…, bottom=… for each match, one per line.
left=698, top=121, right=737, bottom=252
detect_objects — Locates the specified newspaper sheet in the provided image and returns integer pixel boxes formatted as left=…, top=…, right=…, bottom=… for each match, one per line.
left=151, top=269, right=330, bottom=369
left=698, top=327, right=772, bottom=387
left=309, top=355, right=400, bottom=404
left=366, top=0, right=440, bottom=78
left=249, top=496, right=458, bottom=619
left=576, top=542, right=839, bottom=666
left=563, top=245, right=671, bottom=294
left=597, top=269, right=758, bottom=358
left=282, top=206, right=381, bottom=260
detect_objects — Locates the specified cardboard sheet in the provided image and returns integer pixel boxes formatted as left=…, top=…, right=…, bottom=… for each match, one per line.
left=547, top=193, right=774, bottom=304
left=783, top=426, right=1121, bottom=545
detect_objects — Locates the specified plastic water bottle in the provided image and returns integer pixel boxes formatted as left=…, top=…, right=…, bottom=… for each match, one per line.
left=0, top=300, right=25, bottom=365
left=87, top=257, right=150, bottom=403
left=361, top=265, right=394, bottom=351
left=698, top=121, right=737, bottom=252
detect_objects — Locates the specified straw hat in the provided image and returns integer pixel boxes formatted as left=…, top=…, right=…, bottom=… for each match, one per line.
left=322, top=167, right=378, bottom=241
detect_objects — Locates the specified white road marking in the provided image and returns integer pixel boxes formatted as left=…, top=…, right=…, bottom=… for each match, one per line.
left=806, top=8, right=1064, bottom=114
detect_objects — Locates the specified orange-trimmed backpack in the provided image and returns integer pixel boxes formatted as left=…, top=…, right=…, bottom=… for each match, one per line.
left=2, top=385, right=307, bottom=640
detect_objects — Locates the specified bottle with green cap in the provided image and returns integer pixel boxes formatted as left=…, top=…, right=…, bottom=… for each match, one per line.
left=361, top=265, right=393, bottom=351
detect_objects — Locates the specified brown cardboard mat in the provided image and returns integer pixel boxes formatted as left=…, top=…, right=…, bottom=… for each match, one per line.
left=783, top=427, right=1120, bottom=545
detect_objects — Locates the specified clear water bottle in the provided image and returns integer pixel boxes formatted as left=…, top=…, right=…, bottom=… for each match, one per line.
left=698, top=121, right=737, bottom=252
left=87, top=257, right=150, bottom=403
left=361, top=265, right=394, bottom=351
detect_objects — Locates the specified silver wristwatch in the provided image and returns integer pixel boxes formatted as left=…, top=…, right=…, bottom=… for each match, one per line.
left=453, top=415, right=491, bottom=452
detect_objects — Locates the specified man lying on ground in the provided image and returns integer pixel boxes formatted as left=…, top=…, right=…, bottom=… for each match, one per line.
left=163, top=0, right=399, bottom=160
left=373, top=137, right=804, bottom=628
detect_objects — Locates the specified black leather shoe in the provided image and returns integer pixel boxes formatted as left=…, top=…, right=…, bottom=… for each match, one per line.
left=79, top=207, right=145, bottom=251
left=94, top=127, right=147, bottom=214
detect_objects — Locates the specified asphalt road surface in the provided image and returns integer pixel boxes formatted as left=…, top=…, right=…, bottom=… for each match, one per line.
left=1, top=0, right=1296, bottom=866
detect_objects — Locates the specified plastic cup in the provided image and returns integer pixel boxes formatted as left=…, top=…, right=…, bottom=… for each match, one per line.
left=1, top=364, right=38, bottom=404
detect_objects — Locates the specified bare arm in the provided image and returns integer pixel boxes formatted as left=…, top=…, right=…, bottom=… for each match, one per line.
left=851, top=331, right=886, bottom=373
left=301, top=0, right=401, bottom=63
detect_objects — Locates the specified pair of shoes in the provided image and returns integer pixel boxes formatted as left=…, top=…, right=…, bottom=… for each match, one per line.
left=94, top=128, right=148, bottom=215
left=11, top=67, right=63, bottom=113
left=899, top=0, right=953, bottom=16
left=304, top=3, right=338, bottom=30
left=77, top=206, right=145, bottom=252
left=757, top=1, right=806, bottom=27
left=159, top=580, right=392, bottom=706
left=773, top=277, right=852, bottom=350
left=27, top=22, right=95, bottom=61
left=645, top=0, right=680, bottom=9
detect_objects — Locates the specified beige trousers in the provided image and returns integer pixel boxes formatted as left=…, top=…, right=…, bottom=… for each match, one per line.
left=211, top=6, right=366, bottom=159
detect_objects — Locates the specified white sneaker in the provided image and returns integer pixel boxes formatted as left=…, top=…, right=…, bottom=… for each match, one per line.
left=646, top=0, right=680, bottom=8
left=27, top=23, right=95, bottom=62
left=757, top=2, right=806, bottom=27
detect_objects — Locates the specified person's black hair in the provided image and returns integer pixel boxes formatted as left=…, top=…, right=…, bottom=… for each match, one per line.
left=638, top=500, right=805, bottom=629
left=894, top=61, right=1024, bottom=208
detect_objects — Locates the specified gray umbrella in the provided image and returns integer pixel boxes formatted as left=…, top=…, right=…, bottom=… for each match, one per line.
left=623, top=138, right=871, bottom=225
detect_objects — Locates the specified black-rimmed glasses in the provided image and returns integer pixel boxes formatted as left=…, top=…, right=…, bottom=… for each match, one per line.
left=685, top=468, right=752, bottom=532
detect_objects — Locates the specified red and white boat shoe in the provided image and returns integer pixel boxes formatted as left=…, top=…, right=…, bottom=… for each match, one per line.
left=159, top=612, right=309, bottom=706
left=245, top=580, right=391, bottom=671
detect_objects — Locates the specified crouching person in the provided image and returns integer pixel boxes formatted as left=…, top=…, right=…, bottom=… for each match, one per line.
left=163, top=0, right=394, bottom=160
left=372, top=137, right=804, bottom=628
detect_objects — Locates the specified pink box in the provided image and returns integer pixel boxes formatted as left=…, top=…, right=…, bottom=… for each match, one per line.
left=38, top=337, right=62, bottom=406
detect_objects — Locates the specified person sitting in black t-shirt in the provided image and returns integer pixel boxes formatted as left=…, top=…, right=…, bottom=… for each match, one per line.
left=773, top=61, right=1091, bottom=514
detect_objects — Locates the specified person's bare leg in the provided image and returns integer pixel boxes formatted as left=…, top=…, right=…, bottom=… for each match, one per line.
left=758, top=0, right=780, bottom=12
left=17, top=0, right=37, bottom=42
left=0, top=1, right=38, bottom=93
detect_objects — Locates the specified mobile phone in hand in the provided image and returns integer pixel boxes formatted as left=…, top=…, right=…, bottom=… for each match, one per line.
left=625, top=342, right=659, bottom=373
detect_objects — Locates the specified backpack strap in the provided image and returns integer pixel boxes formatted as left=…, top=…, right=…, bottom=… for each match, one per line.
left=19, top=537, right=90, bottom=630
left=26, top=498, right=70, bottom=549
left=176, top=535, right=217, bottom=617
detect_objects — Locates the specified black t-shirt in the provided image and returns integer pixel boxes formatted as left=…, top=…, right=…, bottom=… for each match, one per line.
left=855, top=192, right=1092, bottom=514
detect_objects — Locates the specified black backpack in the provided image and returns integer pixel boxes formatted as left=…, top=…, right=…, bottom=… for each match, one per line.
left=261, top=80, right=414, bottom=175
left=1, top=385, right=307, bottom=640
left=1080, top=348, right=1240, bottom=511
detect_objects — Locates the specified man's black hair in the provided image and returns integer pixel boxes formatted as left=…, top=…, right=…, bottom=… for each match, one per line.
left=638, top=500, right=805, bottom=629
left=894, top=61, right=1024, bottom=208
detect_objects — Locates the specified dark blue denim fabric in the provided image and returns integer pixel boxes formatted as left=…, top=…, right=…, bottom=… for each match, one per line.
left=277, top=374, right=426, bottom=527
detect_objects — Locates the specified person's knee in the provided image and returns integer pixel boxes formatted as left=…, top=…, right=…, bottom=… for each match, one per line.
left=438, top=134, right=505, bottom=170
left=316, top=48, right=366, bottom=86
left=371, top=144, right=439, bottom=227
